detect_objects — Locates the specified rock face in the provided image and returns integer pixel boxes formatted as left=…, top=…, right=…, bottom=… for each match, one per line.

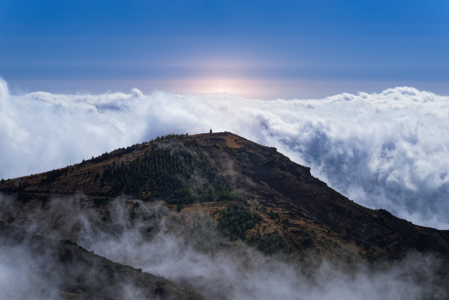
left=1, top=131, right=449, bottom=296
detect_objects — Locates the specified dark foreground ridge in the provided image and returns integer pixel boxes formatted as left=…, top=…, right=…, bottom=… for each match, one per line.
left=1, top=131, right=449, bottom=298
left=0, top=220, right=201, bottom=300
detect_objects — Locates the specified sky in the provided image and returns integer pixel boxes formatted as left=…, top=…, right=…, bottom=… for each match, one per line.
left=1, top=1, right=449, bottom=229
left=1, top=2, right=449, bottom=296
left=1, top=81, right=449, bottom=229
left=0, top=0, right=448, bottom=98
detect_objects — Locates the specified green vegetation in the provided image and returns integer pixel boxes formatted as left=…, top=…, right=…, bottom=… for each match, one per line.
left=215, top=203, right=290, bottom=255
left=253, top=232, right=290, bottom=255
left=83, top=133, right=189, bottom=164
left=40, top=167, right=69, bottom=185
left=376, top=215, right=394, bottom=230
left=375, top=209, right=394, bottom=230
left=107, top=138, right=243, bottom=205
left=268, top=210, right=281, bottom=222
left=222, top=145, right=239, bottom=157
left=17, top=181, right=30, bottom=192
left=212, top=143, right=240, bottom=157
left=0, top=180, right=30, bottom=195
left=216, top=203, right=263, bottom=240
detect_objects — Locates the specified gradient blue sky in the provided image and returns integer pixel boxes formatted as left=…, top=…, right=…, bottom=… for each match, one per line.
left=1, top=0, right=448, bottom=98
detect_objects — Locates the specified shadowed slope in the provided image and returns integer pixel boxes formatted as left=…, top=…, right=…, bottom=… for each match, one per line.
left=0, top=220, right=202, bottom=300
left=1, top=132, right=448, bottom=264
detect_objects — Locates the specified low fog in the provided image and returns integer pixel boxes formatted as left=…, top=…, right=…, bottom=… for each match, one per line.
left=1, top=77, right=448, bottom=229
left=0, top=245, right=62, bottom=300
left=0, top=194, right=446, bottom=300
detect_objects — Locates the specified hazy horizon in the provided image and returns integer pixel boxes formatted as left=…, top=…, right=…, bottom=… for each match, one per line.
left=1, top=0, right=448, bottom=99
left=1, top=77, right=449, bottom=231
left=1, top=2, right=449, bottom=298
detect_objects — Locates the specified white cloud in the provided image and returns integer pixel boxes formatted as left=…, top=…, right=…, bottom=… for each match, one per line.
left=0, top=246, right=61, bottom=300
left=3, top=196, right=442, bottom=300
left=1, top=78, right=449, bottom=228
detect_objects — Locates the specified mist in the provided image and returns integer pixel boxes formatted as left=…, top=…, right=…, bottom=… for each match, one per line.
left=0, top=194, right=446, bottom=300
left=1, top=77, right=449, bottom=229
left=86, top=201, right=445, bottom=300
left=0, top=245, right=62, bottom=300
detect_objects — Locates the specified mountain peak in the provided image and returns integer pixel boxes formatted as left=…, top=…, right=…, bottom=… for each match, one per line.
left=1, top=131, right=449, bottom=262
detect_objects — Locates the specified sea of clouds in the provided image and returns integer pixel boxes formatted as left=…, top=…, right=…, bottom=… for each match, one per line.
left=1, top=77, right=449, bottom=229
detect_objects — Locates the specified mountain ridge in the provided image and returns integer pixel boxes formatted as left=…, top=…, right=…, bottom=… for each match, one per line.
left=0, top=219, right=202, bottom=300
left=1, top=131, right=448, bottom=263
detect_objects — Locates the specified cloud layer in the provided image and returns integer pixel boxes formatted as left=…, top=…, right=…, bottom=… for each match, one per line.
left=1, top=78, right=449, bottom=228
left=2, top=195, right=446, bottom=300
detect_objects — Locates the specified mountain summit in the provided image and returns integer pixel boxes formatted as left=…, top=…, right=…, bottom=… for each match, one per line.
left=1, top=131, right=448, bottom=299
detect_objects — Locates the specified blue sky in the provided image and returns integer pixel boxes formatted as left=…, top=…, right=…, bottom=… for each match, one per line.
left=0, top=0, right=448, bottom=98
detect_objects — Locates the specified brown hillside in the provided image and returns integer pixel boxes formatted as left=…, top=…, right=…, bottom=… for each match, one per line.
left=1, top=131, right=449, bottom=264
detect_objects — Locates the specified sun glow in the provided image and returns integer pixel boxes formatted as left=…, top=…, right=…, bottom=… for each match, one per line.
left=193, top=79, right=248, bottom=95
left=157, top=78, right=282, bottom=98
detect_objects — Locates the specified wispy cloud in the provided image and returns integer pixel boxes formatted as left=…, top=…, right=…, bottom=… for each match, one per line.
left=1, top=195, right=446, bottom=300
left=1, top=78, right=448, bottom=228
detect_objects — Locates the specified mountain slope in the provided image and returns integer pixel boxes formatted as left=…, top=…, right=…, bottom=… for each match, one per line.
left=1, top=131, right=448, bottom=265
left=0, top=220, right=201, bottom=300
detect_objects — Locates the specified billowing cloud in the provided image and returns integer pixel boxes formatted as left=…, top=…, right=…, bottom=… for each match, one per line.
left=1, top=78, right=449, bottom=228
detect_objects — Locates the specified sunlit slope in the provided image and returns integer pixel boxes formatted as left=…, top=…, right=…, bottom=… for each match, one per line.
left=1, top=132, right=448, bottom=263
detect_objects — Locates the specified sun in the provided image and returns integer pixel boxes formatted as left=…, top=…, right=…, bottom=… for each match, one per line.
left=183, top=78, right=262, bottom=96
